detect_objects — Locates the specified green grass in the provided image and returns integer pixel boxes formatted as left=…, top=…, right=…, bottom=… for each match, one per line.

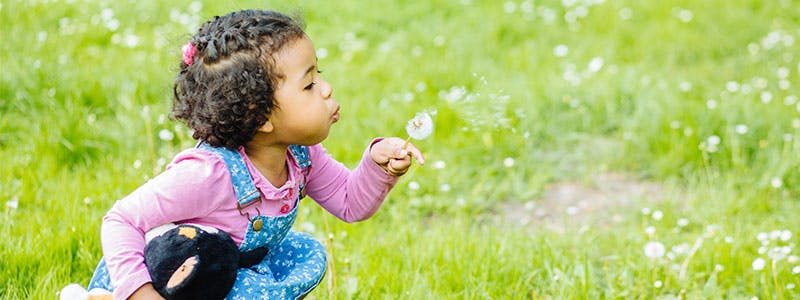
left=3, top=0, right=800, bottom=298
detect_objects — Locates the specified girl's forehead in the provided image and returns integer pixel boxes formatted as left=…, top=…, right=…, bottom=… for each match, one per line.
left=273, top=37, right=316, bottom=79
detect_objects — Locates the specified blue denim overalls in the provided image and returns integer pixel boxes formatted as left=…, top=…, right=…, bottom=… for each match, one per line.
left=89, top=143, right=327, bottom=299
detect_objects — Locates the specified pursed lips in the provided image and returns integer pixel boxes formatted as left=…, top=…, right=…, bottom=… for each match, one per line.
left=331, top=104, right=340, bottom=122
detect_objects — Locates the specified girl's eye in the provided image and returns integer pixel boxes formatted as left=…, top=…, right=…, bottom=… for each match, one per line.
left=304, top=70, right=324, bottom=90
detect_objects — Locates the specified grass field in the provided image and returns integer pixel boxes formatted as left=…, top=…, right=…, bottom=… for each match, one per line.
left=3, top=0, right=800, bottom=298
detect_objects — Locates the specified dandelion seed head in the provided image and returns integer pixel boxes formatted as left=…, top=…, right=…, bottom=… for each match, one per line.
left=707, top=135, right=721, bottom=145
left=752, top=258, right=766, bottom=271
left=780, top=80, right=791, bottom=90
left=554, top=44, right=569, bottom=57
left=503, top=157, right=515, bottom=167
left=645, top=226, right=656, bottom=235
left=771, top=177, right=783, bottom=188
left=158, top=129, right=174, bottom=141
left=735, top=124, right=749, bottom=135
left=726, top=81, right=740, bottom=92
left=793, top=266, right=800, bottom=274
left=504, top=1, right=517, bottom=13
left=642, top=207, right=651, bottom=215
left=432, top=160, right=446, bottom=169
left=619, top=7, right=633, bottom=20
left=654, top=280, right=662, bottom=288
left=715, top=264, right=724, bottom=272
left=781, top=230, right=792, bottom=241
left=652, top=210, right=663, bottom=221
left=787, top=283, right=796, bottom=290
left=408, top=181, right=420, bottom=190
left=677, top=218, right=689, bottom=227
left=675, top=8, right=693, bottom=22
left=406, top=112, right=434, bottom=140
left=785, top=95, right=798, bottom=106
left=439, top=184, right=451, bottom=192
left=778, top=67, right=790, bottom=79
left=706, top=99, right=718, bottom=109
left=6, top=196, right=19, bottom=209
left=644, top=241, right=666, bottom=258
left=83, top=197, right=92, bottom=204
left=679, top=81, right=692, bottom=92
left=588, top=57, right=604, bottom=73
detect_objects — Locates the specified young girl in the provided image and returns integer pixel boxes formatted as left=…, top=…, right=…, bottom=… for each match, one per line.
left=86, top=9, right=424, bottom=299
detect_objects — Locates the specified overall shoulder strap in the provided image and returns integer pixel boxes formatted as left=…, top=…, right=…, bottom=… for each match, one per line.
left=196, top=142, right=261, bottom=208
left=289, top=144, right=311, bottom=197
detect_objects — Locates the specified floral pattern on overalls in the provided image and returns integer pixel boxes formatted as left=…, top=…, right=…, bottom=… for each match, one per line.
left=88, top=143, right=326, bottom=300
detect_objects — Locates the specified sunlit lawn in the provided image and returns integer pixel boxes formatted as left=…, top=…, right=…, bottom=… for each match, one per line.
left=2, top=0, right=800, bottom=299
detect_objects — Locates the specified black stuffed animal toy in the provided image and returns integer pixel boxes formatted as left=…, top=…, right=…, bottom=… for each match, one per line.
left=144, top=224, right=268, bottom=300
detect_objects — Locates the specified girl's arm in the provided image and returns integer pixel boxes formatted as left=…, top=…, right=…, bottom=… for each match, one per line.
left=128, top=283, right=165, bottom=300
left=304, top=138, right=423, bottom=222
left=100, top=150, right=231, bottom=299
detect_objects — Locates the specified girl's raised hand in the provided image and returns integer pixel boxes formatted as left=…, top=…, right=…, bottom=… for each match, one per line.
left=370, top=137, right=425, bottom=176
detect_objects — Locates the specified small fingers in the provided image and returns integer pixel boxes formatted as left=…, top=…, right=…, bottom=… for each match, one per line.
left=402, top=142, right=425, bottom=165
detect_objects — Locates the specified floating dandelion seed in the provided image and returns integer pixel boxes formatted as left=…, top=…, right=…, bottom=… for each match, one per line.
left=404, top=112, right=433, bottom=149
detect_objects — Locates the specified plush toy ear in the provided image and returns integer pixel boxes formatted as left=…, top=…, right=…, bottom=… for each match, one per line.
left=165, top=255, right=200, bottom=292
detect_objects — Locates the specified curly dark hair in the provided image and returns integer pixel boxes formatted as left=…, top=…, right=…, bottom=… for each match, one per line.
left=172, top=10, right=306, bottom=150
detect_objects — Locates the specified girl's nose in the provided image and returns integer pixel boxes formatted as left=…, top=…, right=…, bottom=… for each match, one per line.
left=320, top=79, right=333, bottom=99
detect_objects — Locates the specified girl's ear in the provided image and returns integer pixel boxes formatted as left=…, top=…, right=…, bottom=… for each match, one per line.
left=258, top=119, right=274, bottom=133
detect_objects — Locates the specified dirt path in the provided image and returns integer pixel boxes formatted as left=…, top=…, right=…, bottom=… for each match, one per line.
left=503, top=173, right=666, bottom=233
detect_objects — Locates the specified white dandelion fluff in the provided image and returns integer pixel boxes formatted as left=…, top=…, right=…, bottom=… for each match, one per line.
left=652, top=210, right=663, bottom=221
left=752, top=258, right=766, bottom=271
left=158, top=129, right=174, bottom=141
left=503, top=157, right=515, bottom=167
left=404, top=112, right=434, bottom=147
left=5, top=196, right=18, bottom=209
left=644, top=241, right=666, bottom=258
left=408, top=181, right=420, bottom=190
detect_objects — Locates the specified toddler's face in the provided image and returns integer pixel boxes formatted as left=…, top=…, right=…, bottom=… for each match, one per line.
left=268, top=36, right=339, bottom=145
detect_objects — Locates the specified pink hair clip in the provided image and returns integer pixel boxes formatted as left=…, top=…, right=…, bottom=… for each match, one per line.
left=182, top=42, right=197, bottom=65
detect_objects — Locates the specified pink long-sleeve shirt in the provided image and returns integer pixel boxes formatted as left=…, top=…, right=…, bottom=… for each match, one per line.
left=100, top=141, right=398, bottom=299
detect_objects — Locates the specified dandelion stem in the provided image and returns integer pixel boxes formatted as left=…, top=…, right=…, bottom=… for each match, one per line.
left=678, top=237, right=704, bottom=281
left=402, top=136, right=411, bottom=150
left=322, top=213, right=337, bottom=300
left=772, top=259, right=783, bottom=300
